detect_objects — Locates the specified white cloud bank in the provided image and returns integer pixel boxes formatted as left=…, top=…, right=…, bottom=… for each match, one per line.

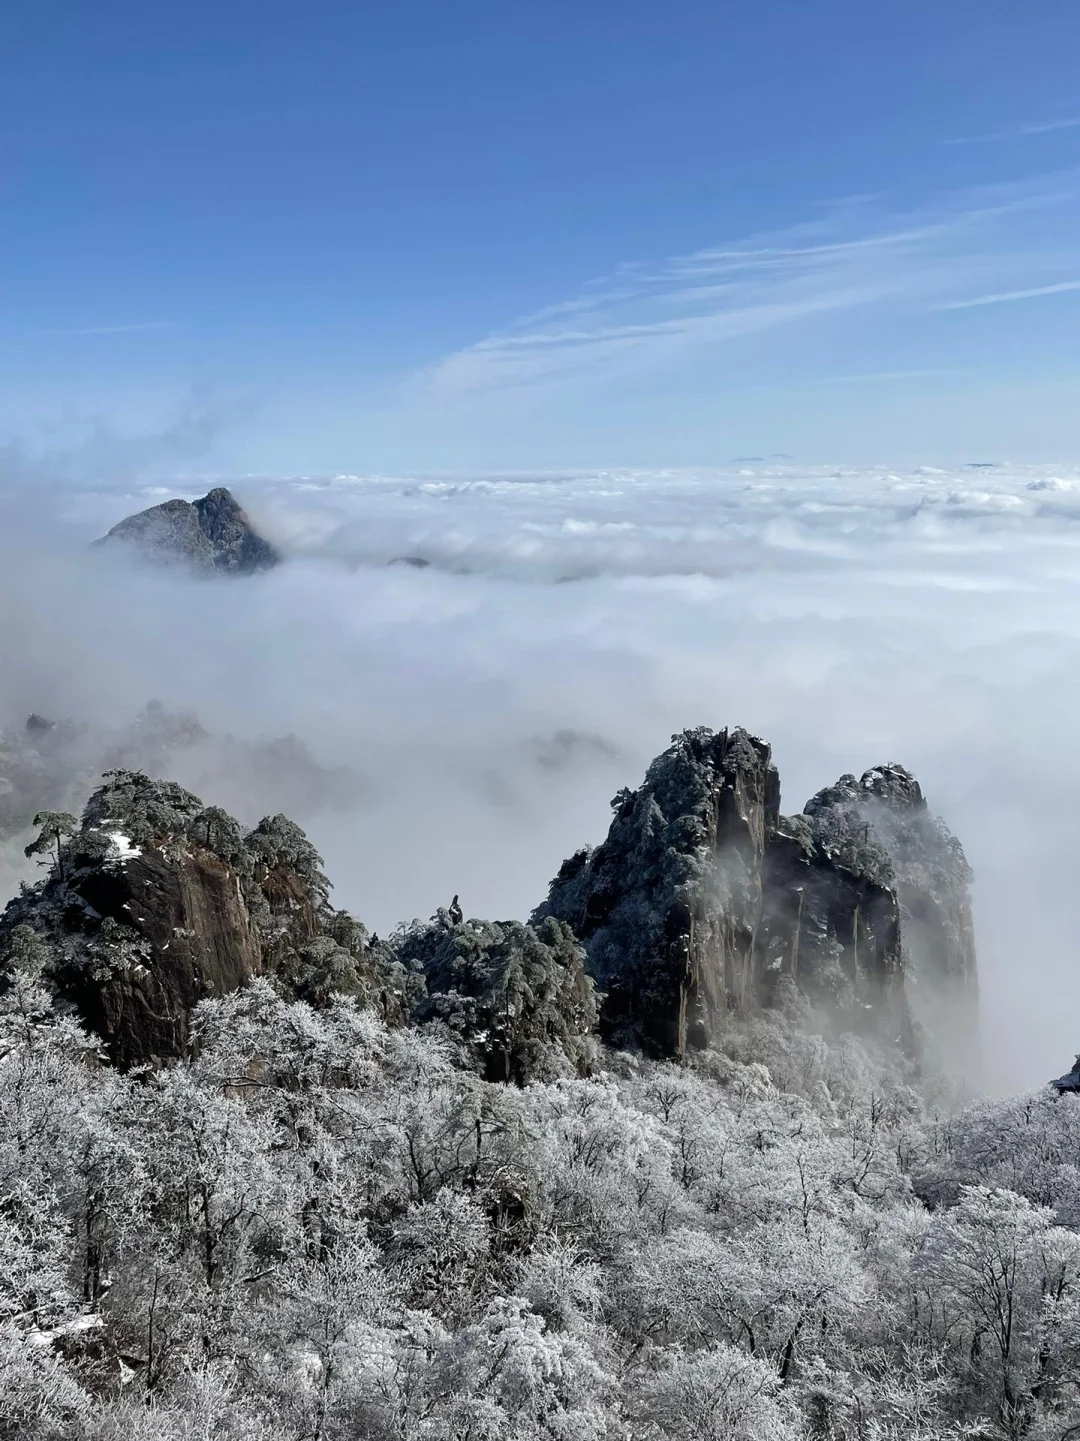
left=4, top=460, right=1080, bottom=1092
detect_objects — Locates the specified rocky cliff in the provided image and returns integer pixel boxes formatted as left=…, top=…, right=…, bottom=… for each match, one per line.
left=0, top=772, right=398, bottom=1066
left=95, top=486, right=280, bottom=574
left=1, top=727, right=976, bottom=1073
left=538, top=727, right=974, bottom=1058
left=535, top=728, right=780, bottom=1055
left=802, top=764, right=977, bottom=1006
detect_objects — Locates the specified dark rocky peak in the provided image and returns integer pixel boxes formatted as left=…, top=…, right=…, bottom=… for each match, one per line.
left=1052, top=1055, right=1080, bottom=1094
left=25, top=712, right=57, bottom=738
left=0, top=772, right=393, bottom=1067
left=802, top=763, right=976, bottom=1004
left=96, top=486, right=280, bottom=574
left=640, top=725, right=780, bottom=846
left=859, top=763, right=926, bottom=810
left=538, top=727, right=780, bottom=1057
left=539, top=727, right=975, bottom=1061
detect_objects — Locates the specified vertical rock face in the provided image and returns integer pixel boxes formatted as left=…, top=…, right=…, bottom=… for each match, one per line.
left=801, top=764, right=977, bottom=1046
left=538, top=728, right=780, bottom=1055
left=190, top=488, right=280, bottom=573
left=57, top=839, right=265, bottom=1070
left=759, top=807, right=909, bottom=1048
left=539, top=729, right=975, bottom=1058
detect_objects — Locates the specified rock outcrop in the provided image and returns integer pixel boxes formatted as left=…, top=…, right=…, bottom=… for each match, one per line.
left=536, top=728, right=779, bottom=1056
left=95, top=487, right=280, bottom=574
left=1052, top=1055, right=1080, bottom=1094
left=1, top=727, right=976, bottom=1074
left=801, top=764, right=977, bottom=1017
left=0, top=772, right=398, bottom=1067
left=538, top=727, right=975, bottom=1059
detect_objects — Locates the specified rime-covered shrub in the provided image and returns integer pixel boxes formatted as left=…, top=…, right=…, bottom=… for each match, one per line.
left=397, top=914, right=598, bottom=1084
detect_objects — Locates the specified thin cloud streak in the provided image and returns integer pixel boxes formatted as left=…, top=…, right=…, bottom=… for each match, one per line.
left=937, top=278, right=1080, bottom=310
left=945, top=116, right=1080, bottom=145
left=420, top=175, right=1080, bottom=399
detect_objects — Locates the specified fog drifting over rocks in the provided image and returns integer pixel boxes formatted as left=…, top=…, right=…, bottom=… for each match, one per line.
left=4, top=460, right=1080, bottom=1092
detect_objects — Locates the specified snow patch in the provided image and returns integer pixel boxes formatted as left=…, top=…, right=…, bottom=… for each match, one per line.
left=107, top=831, right=142, bottom=860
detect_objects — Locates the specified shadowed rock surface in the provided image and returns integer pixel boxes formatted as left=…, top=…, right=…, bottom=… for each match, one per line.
left=0, top=772, right=400, bottom=1066
left=758, top=813, right=905, bottom=1027
left=538, top=727, right=974, bottom=1059
left=95, top=486, right=280, bottom=573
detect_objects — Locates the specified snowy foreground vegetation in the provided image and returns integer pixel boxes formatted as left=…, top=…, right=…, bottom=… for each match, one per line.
left=2, top=961, right=1080, bottom=1441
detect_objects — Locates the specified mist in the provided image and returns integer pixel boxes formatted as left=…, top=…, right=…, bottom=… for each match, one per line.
left=3, top=460, right=1080, bottom=1094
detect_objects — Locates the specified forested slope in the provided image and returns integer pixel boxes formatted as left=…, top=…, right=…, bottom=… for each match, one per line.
left=1, top=729, right=1076, bottom=1441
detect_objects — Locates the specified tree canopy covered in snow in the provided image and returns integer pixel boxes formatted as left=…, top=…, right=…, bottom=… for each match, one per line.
left=2, top=949, right=1079, bottom=1440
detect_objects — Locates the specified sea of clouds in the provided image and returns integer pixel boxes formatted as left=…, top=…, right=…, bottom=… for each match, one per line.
left=4, top=459, right=1080, bottom=1091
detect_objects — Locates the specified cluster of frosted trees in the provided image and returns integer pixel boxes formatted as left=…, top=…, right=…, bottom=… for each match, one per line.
left=3, top=962, right=1080, bottom=1440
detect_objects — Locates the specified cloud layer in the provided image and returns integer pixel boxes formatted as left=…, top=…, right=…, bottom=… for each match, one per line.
left=5, top=461, right=1080, bottom=1092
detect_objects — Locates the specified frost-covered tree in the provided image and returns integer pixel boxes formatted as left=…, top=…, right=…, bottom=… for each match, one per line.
left=3, top=876, right=1080, bottom=1441
left=245, top=813, right=331, bottom=908
left=917, top=1184, right=1080, bottom=1433
left=23, top=810, right=77, bottom=879
left=399, top=915, right=597, bottom=1084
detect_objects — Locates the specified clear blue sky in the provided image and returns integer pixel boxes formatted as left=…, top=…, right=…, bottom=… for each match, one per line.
left=3, top=0, right=1080, bottom=472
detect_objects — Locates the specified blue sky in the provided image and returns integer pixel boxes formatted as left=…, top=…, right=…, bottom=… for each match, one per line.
left=3, top=0, right=1080, bottom=472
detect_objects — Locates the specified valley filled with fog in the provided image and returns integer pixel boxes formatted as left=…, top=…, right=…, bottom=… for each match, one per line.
left=3, top=460, right=1079, bottom=1091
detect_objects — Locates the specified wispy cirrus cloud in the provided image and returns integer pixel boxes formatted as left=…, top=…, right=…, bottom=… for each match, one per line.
left=938, top=278, right=1080, bottom=310
left=945, top=116, right=1080, bottom=146
left=421, top=176, right=1080, bottom=399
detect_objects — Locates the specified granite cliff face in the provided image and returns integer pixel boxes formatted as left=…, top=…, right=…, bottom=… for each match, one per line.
left=95, top=487, right=280, bottom=574
left=535, top=728, right=780, bottom=1056
left=0, top=772, right=398, bottom=1067
left=802, top=764, right=977, bottom=1006
left=538, top=727, right=975, bottom=1058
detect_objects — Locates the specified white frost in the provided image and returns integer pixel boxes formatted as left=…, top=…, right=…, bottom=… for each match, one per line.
left=107, top=831, right=142, bottom=861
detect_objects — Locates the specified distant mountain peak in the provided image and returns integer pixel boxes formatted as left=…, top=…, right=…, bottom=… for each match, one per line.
left=96, top=485, right=280, bottom=574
